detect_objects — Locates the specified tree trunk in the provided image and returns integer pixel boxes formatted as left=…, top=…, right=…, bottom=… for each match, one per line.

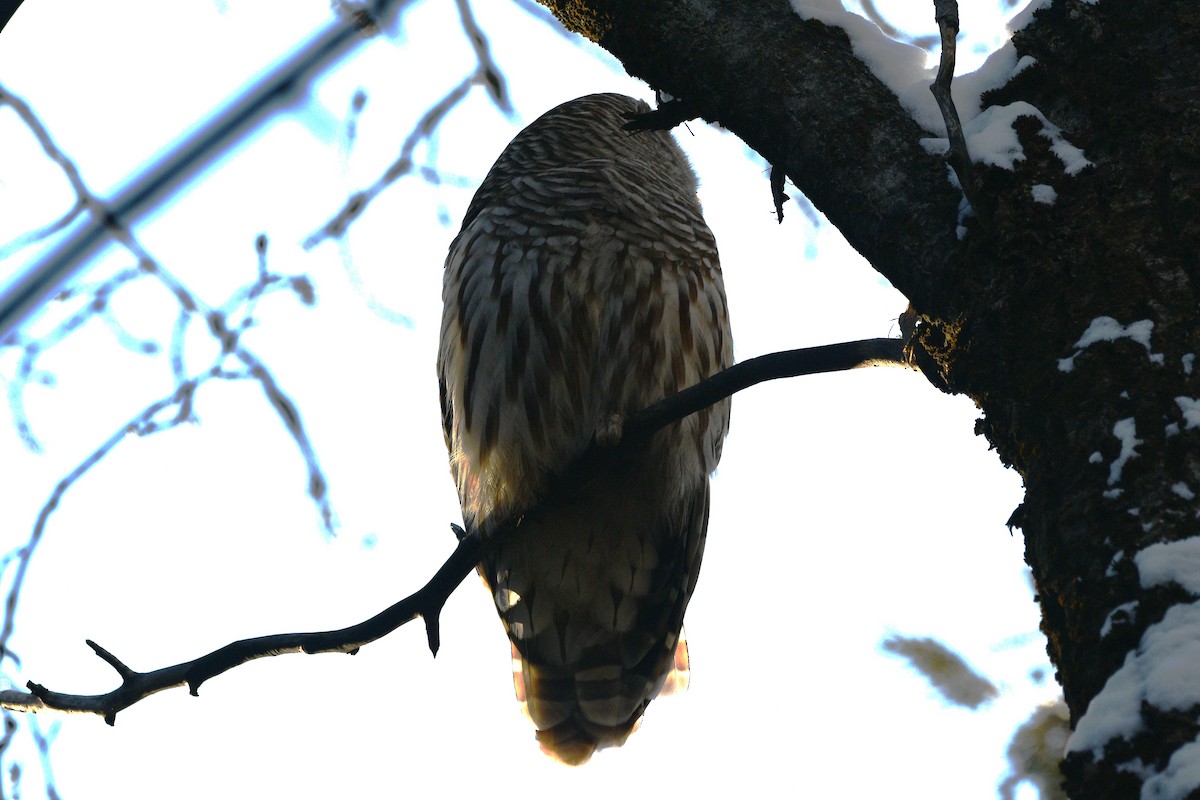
left=537, top=1, right=1200, bottom=797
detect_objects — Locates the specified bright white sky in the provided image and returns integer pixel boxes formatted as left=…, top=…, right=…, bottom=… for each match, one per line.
left=0, top=1, right=1051, bottom=798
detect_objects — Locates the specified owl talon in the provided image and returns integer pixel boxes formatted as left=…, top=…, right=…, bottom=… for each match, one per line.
left=595, top=413, right=625, bottom=449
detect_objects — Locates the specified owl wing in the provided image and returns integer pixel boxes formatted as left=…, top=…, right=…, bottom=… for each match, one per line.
left=438, top=159, right=730, bottom=531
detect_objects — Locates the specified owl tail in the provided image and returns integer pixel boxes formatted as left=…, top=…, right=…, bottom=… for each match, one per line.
left=510, top=631, right=690, bottom=766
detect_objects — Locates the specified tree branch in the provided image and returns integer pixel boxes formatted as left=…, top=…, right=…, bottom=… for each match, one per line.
left=0, top=4, right=395, bottom=344
left=928, top=0, right=987, bottom=224
left=536, top=0, right=965, bottom=316
left=622, top=338, right=908, bottom=445
left=0, top=337, right=908, bottom=722
left=9, top=528, right=486, bottom=725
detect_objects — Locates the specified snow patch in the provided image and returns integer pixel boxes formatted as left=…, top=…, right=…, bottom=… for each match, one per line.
left=789, top=0, right=942, bottom=132
left=1012, top=54, right=1037, bottom=75
left=923, top=101, right=1092, bottom=175
left=1103, top=488, right=1124, bottom=500
left=1101, top=601, right=1138, bottom=638
left=788, top=2, right=1053, bottom=144
left=1089, top=451, right=1104, bottom=464
left=789, top=0, right=1092, bottom=223
left=1076, top=318, right=1153, bottom=351
left=1067, top=650, right=1143, bottom=756
left=1069, top=602, right=1200, bottom=760
left=1010, top=0, right=1053, bottom=32
left=1030, top=184, right=1057, bottom=205
left=1058, top=317, right=1157, bottom=372
left=1173, top=483, right=1196, bottom=501
left=1183, top=354, right=1195, bottom=375
left=1143, top=738, right=1200, bottom=800
left=1138, top=538, right=1200, bottom=595
left=1108, top=418, right=1141, bottom=485
left=1177, top=397, right=1200, bottom=430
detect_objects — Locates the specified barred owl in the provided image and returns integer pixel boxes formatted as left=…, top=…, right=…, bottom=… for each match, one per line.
left=438, top=93, right=732, bottom=765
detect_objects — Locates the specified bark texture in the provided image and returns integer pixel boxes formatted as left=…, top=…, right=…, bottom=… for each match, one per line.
left=535, top=1, right=1200, bottom=797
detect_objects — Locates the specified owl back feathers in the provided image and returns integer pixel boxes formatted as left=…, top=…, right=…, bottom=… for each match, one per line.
left=438, top=93, right=731, bottom=764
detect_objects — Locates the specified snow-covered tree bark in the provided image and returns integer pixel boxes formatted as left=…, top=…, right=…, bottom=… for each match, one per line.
left=536, top=1, right=1200, bottom=797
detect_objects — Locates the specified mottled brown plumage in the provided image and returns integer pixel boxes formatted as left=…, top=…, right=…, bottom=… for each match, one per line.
left=438, top=93, right=732, bottom=764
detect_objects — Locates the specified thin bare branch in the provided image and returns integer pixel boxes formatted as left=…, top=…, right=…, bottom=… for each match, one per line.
left=0, top=197, right=87, bottom=262
left=455, top=0, right=511, bottom=111
left=240, top=350, right=336, bottom=534
left=304, top=76, right=485, bottom=247
left=107, top=229, right=336, bottom=533
left=0, top=336, right=911, bottom=723
left=304, top=1, right=515, bottom=247
left=0, top=378, right=207, bottom=670
left=12, top=529, right=485, bottom=725
left=4, top=267, right=146, bottom=452
left=622, top=338, right=908, bottom=445
left=27, top=717, right=61, bottom=800
left=929, top=0, right=987, bottom=224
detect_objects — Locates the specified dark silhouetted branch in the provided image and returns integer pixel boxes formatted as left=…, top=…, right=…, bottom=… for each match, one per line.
left=623, top=337, right=907, bottom=445
left=0, top=336, right=909, bottom=722
left=2, top=528, right=485, bottom=725
left=929, top=0, right=987, bottom=224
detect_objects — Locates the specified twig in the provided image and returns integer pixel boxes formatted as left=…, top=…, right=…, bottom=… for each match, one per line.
left=622, top=97, right=700, bottom=132
left=304, top=4, right=515, bottom=248
left=303, top=75, right=478, bottom=247
left=928, top=0, right=987, bottom=225
left=455, top=0, right=510, bottom=111
left=28, top=717, right=61, bottom=800
left=14, top=528, right=485, bottom=725
left=5, top=267, right=146, bottom=453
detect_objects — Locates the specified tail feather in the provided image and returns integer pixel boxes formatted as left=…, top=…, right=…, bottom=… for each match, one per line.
left=512, top=633, right=690, bottom=765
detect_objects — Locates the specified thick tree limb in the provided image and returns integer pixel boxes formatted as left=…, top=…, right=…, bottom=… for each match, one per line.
left=0, top=338, right=908, bottom=722
left=537, top=0, right=964, bottom=316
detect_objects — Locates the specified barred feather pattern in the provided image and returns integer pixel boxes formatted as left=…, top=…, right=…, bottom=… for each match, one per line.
left=438, top=93, right=732, bottom=765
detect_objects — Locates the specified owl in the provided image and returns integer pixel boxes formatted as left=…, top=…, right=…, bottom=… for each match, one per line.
left=438, top=93, right=732, bottom=765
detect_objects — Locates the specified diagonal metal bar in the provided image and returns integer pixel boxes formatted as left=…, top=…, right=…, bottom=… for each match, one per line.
left=0, top=0, right=409, bottom=345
